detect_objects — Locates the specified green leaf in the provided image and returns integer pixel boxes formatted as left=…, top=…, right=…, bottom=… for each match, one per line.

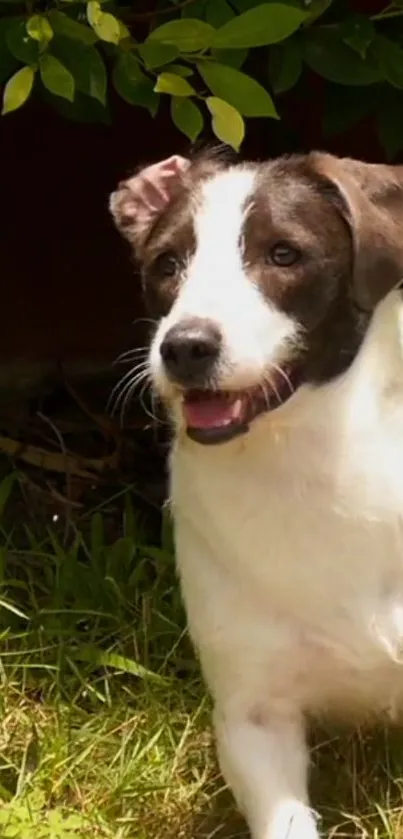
left=137, top=41, right=179, bottom=69
left=212, top=4, right=307, bottom=49
left=340, top=15, right=374, bottom=59
left=50, top=37, right=106, bottom=104
left=113, top=52, right=159, bottom=115
left=206, top=95, right=244, bottom=150
left=48, top=11, right=98, bottom=45
left=205, top=0, right=234, bottom=27
left=303, top=29, right=380, bottom=86
left=117, top=20, right=131, bottom=42
left=171, top=96, right=203, bottom=141
left=212, top=47, right=248, bottom=69
left=26, top=15, right=53, bottom=47
left=6, top=18, right=39, bottom=64
left=303, top=0, right=333, bottom=25
left=74, top=645, right=169, bottom=683
left=87, top=0, right=101, bottom=27
left=2, top=65, right=35, bottom=114
left=43, top=87, right=109, bottom=123
left=164, top=63, right=194, bottom=77
left=94, top=12, right=120, bottom=44
left=148, top=18, right=215, bottom=52
left=87, top=3, right=120, bottom=45
left=199, top=61, right=278, bottom=117
left=40, top=53, right=75, bottom=101
left=155, top=70, right=195, bottom=96
left=269, top=36, right=302, bottom=94
left=371, top=35, right=403, bottom=90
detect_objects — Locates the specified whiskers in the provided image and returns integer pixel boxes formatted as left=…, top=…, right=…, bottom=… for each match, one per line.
left=108, top=346, right=164, bottom=427
left=260, top=362, right=295, bottom=409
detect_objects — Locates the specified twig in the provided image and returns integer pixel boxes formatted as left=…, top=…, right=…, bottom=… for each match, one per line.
left=0, top=435, right=116, bottom=479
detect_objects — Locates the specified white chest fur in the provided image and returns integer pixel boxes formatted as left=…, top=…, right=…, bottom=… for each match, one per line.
left=170, top=291, right=403, bottom=717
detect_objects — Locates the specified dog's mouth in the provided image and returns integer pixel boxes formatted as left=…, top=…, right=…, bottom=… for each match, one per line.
left=182, top=365, right=303, bottom=445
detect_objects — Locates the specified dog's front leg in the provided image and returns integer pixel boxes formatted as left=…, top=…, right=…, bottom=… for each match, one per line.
left=214, top=704, right=319, bottom=839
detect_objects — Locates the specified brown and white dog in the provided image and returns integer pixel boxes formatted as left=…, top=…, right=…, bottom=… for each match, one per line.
left=110, top=151, right=403, bottom=839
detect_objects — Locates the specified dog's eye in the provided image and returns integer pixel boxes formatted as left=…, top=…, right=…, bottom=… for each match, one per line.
left=269, top=243, right=300, bottom=267
left=154, top=251, right=179, bottom=278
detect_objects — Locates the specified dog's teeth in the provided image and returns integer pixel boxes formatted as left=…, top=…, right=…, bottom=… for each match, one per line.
left=231, top=398, right=243, bottom=419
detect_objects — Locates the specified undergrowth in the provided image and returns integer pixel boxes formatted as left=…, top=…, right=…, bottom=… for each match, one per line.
left=0, top=469, right=402, bottom=838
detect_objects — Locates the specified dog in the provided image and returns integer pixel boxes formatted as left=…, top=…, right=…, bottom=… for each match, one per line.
left=110, top=150, right=403, bottom=839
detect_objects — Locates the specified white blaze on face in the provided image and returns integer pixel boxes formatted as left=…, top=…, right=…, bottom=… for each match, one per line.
left=150, top=166, right=299, bottom=393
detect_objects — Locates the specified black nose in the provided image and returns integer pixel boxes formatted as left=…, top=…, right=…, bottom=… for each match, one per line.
left=160, top=318, right=222, bottom=385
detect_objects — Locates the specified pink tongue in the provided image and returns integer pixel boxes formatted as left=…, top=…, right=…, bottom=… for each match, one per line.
left=184, top=395, right=242, bottom=429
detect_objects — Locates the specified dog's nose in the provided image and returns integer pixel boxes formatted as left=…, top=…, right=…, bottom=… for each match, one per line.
left=160, top=318, right=221, bottom=385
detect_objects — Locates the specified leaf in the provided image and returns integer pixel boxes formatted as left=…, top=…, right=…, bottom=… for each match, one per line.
left=113, top=52, right=159, bottom=115
left=340, top=15, right=375, bottom=59
left=303, top=29, right=380, bottom=86
left=6, top=18, right=39, bottom=64
left=87, top=3, right=120, bottom=45
left=199, top=61, right=278, bottom=117
left=212, top=4, right=307, bottom=49
left=148, top=18, right=215, bottom=52
left=371, top=35, right=403, bottom=90
left=155, top=70, right=195, bottom=96
left=2, top=66, right=34, bottom=121
left=164, top=63, right=194, bottom=77
left=40, top=53, right=75, bottom=101
left=0, top=597, right=28, bottom=620
left=50, top=37, right=106, bottom=104
left=48, top=11, right=98, bottom=45
left=171, top=96, right=203, bottom=140
left=269, top=36, right=302, bottom=94
left=212, top=47, right=248, bottom=69
left=137, top=41, right=179, bottom=69
left=206, top=95, right=244, bottom=150
left=43, top=87, right=109, bottom=123
left=2, top=65, right=35, bottom=114
left=205, top=0, right=234, bottom=27
left=74, top=644, right=170, bottom=683
left=93, top=12, right=121, bottom=44
left=303, top=0, right=333, bottom=25
left=26, top=15, right=53, bottom=47
left=87, top=0, right=101, bottom=27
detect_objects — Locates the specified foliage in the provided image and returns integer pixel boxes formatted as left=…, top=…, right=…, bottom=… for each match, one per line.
left=0, top=0, right=402, bottom=154
left=0, top=471, right=403, bottom=837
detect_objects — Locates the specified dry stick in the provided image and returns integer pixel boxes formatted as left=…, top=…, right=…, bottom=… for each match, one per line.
left=0, top=435, right=111, bottom=480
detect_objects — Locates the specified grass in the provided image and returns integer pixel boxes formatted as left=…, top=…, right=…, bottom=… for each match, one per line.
left=0, top=469, right=403, bottom=837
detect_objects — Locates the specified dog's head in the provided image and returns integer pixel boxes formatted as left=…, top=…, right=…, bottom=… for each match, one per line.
left=110, top=151, right=403, bottom=445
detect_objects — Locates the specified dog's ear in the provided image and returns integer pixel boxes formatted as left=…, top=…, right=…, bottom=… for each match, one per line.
left=109, top=155, right=190, bottom=255
left=310, top=153, right=403, bottom=310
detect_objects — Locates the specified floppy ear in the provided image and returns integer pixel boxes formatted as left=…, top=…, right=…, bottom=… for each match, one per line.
left=311, top=153, right=403, bottom=311
left=109, top=155, right=190, bottom=255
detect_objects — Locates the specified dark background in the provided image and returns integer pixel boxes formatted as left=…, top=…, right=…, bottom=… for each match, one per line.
left=0, top=0, right=396, bottom=372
